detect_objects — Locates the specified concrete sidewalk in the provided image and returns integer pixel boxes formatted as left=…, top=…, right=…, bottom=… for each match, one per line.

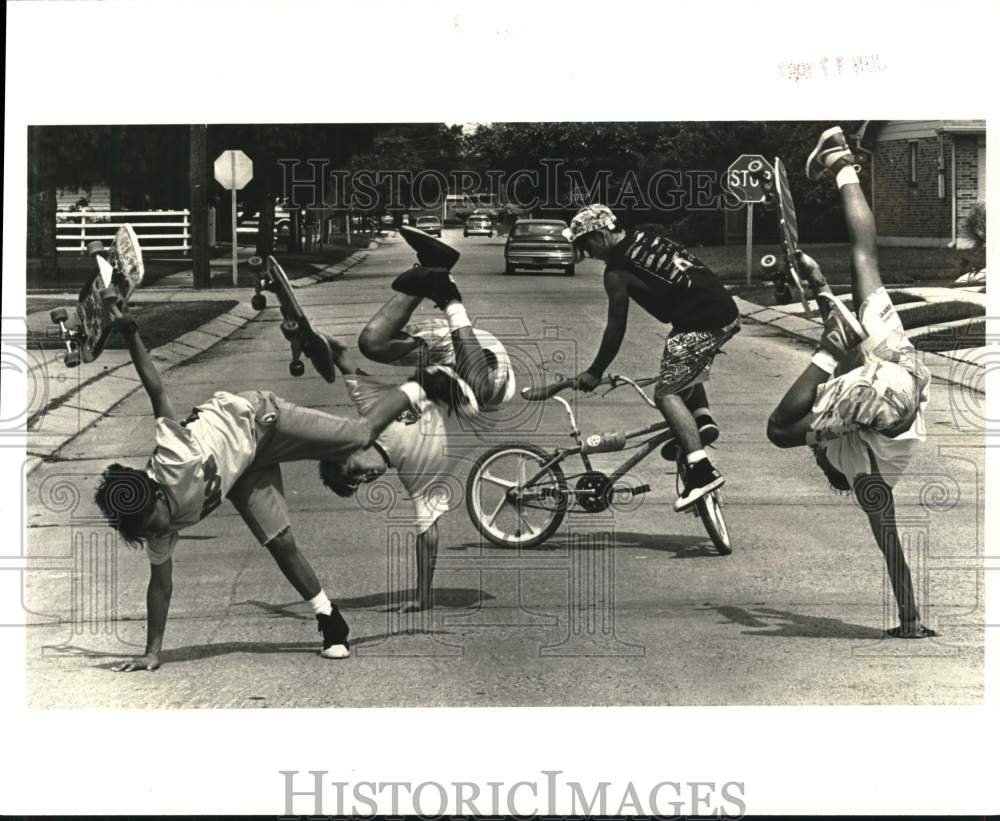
left=732, top=286, right=988, bottom=396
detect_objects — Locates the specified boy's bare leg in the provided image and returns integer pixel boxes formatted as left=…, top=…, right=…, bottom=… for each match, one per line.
left=358, top=294, right=425, bottom=364
left=840, top=181, right=884, bottom=307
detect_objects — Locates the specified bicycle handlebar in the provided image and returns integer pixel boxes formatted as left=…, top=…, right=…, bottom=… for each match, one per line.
left=520, top=377, right=576, bottom=402
left=521, top=374, right=658, bottom=408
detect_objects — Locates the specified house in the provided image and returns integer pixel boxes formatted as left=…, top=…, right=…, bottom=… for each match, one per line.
left=854, top=120, right=986, bottom=248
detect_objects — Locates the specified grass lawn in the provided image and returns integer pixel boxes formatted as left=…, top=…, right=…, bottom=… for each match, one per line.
left=701, top=242, right=977, bottom=285
left=27, top=299, right=238, bottom=351
left=27, top=244, right=359, bottom=291
left=26, top=256, right=192, bottom=291
left=202, top=243, right=360, bottom=288
left=715, top=242, right=981, bottom=307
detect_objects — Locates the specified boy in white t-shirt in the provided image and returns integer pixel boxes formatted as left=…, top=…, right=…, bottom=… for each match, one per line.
left=94, top=315, right=431, bottom=670
left=765, top=125, right=935, bottom=639
left=317, top=226, right=516, bottom=612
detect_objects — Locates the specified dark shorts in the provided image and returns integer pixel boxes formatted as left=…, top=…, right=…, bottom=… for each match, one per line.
left=654, top=318, right=741, bottom=397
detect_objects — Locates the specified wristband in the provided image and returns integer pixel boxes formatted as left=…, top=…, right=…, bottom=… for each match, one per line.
left=399, top=381, right=427, bottom=409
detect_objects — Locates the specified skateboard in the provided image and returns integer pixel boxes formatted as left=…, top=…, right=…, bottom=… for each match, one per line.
left=49, top=225, right=145, bottom=367
left=249, top=255, right=337, bottom=382
left=760, top=157, right=812, bottom=316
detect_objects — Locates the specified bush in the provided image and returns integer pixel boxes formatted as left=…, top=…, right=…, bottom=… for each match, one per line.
left=963, top=201, right=986, bottom=248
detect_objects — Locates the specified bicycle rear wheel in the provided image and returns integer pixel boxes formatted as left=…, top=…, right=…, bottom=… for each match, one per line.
left=466, top=442, right=567, bottom=549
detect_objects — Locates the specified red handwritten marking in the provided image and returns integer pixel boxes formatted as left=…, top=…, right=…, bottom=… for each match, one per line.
left=778, top=53, right=887, bottom=81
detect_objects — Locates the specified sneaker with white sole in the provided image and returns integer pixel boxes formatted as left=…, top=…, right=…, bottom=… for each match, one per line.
left=806, top=126, right=859, bottom=180
left=674, top=458, right=725, bottom=511
left=317, top=607, right=351, bottom=659
left=816, top=297, right=866, bottom=362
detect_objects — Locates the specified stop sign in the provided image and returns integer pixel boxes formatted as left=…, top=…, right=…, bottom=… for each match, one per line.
left=214, top=149, right=253, bottom=190
left=725, top=154, right=774, bottom=203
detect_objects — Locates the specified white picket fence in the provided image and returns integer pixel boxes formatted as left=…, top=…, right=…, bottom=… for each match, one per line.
left=56, top=210, right=192, bottom=253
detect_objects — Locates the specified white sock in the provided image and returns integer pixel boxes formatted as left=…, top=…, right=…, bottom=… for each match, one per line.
left=811, top=349, right=838, bottom=375
left=691, top=407, right=711, bottom=418
left=835, top=165, right=860, bottom=188
left=444, top=301, right=472, bottom=331
left=307, top=590, right=333, bottom=617
left=686, top=449, right=707, bottom=465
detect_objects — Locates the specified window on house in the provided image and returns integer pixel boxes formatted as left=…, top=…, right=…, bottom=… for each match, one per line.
left=909, top=141, right=918, bottom=187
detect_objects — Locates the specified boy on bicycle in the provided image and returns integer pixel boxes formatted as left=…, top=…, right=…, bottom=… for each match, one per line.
left=564, top=205, right=740, bottom=510
left=765, top=125, right=935, bottom=638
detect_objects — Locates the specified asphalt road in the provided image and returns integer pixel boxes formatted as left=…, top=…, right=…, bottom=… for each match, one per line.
left=24, top=229, right=985, bottom=707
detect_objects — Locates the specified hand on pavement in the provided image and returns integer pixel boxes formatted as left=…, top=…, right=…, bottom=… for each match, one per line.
left=111, top=653, right=161, bottom=672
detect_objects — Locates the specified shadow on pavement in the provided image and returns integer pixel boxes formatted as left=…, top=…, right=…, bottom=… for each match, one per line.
left=450, top=532, right=720, bottom=558
left=338, top=587, right=494, bottom=610
left=58, top=629, right=456, bottom=669
left=701, top=605, right=883, bottom=639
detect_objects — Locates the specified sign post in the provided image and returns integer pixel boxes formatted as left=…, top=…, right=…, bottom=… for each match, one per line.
left=725, top=154, right=774, bottom=287
left=214, top=149, right=253, bottom=286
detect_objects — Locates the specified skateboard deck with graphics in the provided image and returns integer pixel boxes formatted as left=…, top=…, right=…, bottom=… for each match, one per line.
left=49, top=225, right=145, bottom=367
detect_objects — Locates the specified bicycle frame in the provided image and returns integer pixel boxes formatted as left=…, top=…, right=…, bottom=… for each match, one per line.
left=516, top=375, right=678, bottom=499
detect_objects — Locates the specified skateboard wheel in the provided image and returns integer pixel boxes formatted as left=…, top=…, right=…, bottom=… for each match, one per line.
left=251, top=293, right=266, bottom=310
left=280, top=319, right=299, bottom=340
left=248, top=256, right=264, bottom=271
left=760, top=254, right=778, bottom=272
left=289, top=360, right=305, bottom=377
left=65, top=350, right=81, bottom=368
left=50, top=307, right=69, bottom=324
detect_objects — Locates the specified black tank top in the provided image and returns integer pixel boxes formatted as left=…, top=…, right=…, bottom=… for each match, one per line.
left=608, top=225, right=738, bottom=332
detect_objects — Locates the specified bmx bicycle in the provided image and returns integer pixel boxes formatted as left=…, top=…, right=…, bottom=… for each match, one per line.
left=465, top=374, right=732, bottom=554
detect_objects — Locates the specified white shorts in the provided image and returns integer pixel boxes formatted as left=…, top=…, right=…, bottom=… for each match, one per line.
left=811, top=288, right=931, bottom=437
left=346, top=376, right=453, bottom=534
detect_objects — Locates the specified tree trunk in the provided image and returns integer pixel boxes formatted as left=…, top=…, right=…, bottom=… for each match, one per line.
left=255, top=154, right=275, bottom=257
left=40, top=175, right=58, bottom=275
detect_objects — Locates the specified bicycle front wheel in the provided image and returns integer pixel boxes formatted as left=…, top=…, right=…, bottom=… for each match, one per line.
left=466, top=443, right=567, bottom=549
left=697, top=489, right=732, bottom=555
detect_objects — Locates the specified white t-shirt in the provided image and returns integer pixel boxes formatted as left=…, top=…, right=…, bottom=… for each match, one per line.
left=345, top=376, right=452, bottom=534
left=145, top=392, right=257, bottom=564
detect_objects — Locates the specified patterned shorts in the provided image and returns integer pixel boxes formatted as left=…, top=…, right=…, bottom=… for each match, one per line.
left=811, top=288, right=931, bottom=437
left=655, top=318, right=741, bottom=397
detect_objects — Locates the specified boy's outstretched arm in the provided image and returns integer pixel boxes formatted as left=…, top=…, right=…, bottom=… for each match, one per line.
left=112, top=558, right=173, bottom=672
left=119, top=319, right=178, bottom=421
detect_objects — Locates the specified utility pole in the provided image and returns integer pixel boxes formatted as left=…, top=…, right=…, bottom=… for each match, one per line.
left=190, top=124, right=210, bottom=288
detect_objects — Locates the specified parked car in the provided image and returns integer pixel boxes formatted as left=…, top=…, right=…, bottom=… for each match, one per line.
left=504, top=219, right=574, bottom=275
left=414, top=215, right=442, bottom=237
left=464, top=213, right=493, bottom=237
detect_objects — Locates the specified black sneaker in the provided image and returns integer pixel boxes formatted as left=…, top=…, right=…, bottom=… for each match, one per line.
left=674, top=458, right=725, bottom=511
left=317, top=607, right=350, bottom=659
left=399, top=224, right=461, bottom=270
left=391, top=265, right=462, bottom=309
left=660, top=415, right=720, bottom=462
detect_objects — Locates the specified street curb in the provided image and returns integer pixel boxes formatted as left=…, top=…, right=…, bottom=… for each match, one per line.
left=26, top=301, right=262, bottom=477
left=290, top=249, right=369, bottom=289
left=734, top=296, right=986, bottom=396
